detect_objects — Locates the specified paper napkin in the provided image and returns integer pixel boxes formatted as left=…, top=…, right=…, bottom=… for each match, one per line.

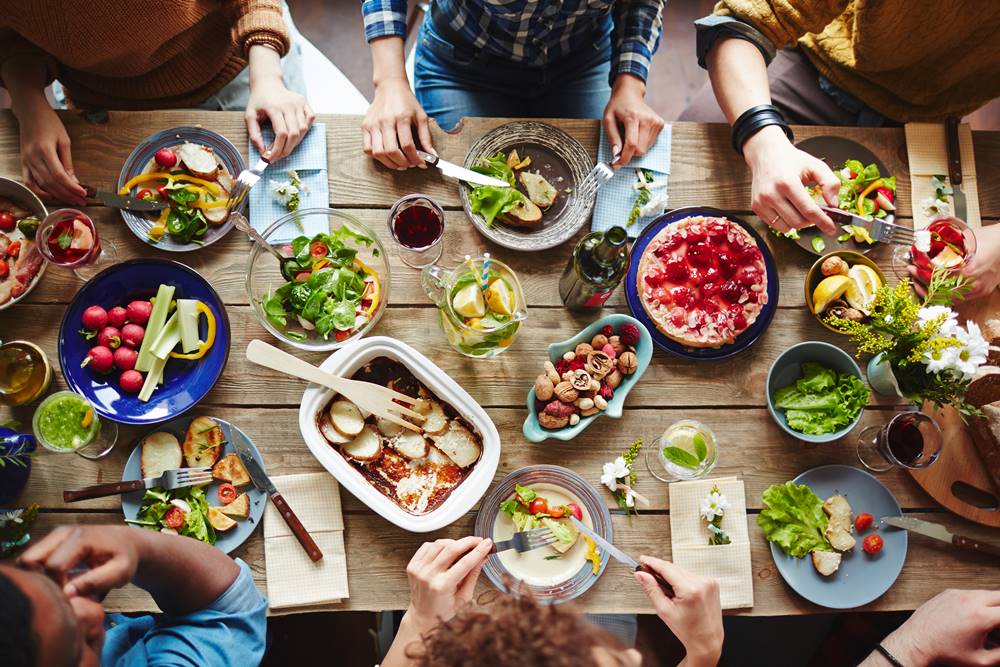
left=904, top=122, right=982, bottom=229
left=264, top=472, right=349, bottom=613
left=668, top=476, right=754, bottom=610
left=247, top=122, right=329, bottom=241
left=591, top=125, right=673, bottom=237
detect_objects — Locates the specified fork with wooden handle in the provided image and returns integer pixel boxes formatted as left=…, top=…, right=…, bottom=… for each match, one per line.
left=244, top=339, right=426, bottom=432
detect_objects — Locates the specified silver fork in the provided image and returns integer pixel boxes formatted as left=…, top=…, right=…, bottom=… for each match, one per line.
left=575, top=161, right=615, bottom=206
left=489, top=527, right=559, bottom=554
left=224, top=155, right=271, bottom=218
left=63, top=467, right=213, bottom=502
left=822, top=207, right=915, bottom=246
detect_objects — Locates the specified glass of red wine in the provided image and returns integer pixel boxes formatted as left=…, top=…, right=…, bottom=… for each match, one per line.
left=856, top=410, right=943, bottom=472
left=36, top=209, right=118, bottom=281
left=387, top=194, right=444, bottom=268
left=892, top=216, right=976, bottom=283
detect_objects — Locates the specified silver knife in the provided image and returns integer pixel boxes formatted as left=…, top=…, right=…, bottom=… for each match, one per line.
left=231, top=432, right=323, bottom=562
left=881, top=516, right=1000, bottom=558
left=945, top=117, right=968, bottom=221
left=415, top=149, right=510, bottom=188
left=569, top=516, right=675, bottom=597
left=90, top=189, right=169, bottom=212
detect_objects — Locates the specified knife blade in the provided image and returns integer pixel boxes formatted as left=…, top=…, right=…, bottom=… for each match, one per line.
left=569, top=517, right=674, bottom=597
left=415, top=150, right=510, bottom=188
left=231, top=433, right=323, bottom=562
left=91, top=189, right=169, bottom=212
left=945, top=116, right=968, bottom=221
left=881, top=516, right=1000, bottom=558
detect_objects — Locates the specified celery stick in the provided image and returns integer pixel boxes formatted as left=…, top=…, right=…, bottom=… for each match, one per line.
left=136, top=284, right=175, bottom=371
left=176, top=299, right=200, bottom=353
left=138, top=356, right=167, bottom=402
left=151, top=313, right=181, bottom=360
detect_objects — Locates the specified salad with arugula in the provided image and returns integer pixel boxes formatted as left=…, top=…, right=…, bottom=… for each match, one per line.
left=773, top=362, right=869, bottom=436
left=127, top=486, right=216, bottom=544
left=757, top=481, right=831, bottom=558
left=260, top=228, right=381, bottom=343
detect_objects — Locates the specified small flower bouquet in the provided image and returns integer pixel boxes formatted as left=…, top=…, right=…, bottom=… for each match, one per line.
left=700, top=485, right=731, bottom=545
left=601, top=438, right=648, bottom=518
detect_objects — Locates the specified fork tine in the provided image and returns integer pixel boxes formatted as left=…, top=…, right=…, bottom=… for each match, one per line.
left=373, top=409, right=422, bottom=433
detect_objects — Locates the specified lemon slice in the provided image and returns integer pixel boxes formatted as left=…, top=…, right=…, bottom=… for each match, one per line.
left=452, top=284, right=486, bottom=319
left=846, top=265, right=881, bottom=313
left=484, top=278, right=516, bottom=316
left=812, top=275, right=852, bottom=314
left=933, top=246, right=964, bottom=269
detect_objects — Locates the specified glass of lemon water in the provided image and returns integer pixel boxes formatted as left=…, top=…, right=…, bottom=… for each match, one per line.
left=646, top=419, right=718, bottom=482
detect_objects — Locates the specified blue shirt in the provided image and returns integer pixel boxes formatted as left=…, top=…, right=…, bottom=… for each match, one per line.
left=101, top=560, right=267, bottom=667
left=361, top=0, right=665, bottom=84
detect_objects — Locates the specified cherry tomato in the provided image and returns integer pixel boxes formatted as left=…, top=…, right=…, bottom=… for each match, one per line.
left=309, top=241, right=328, bottom=258
left=156, top=185, right=170, bottom=200
left=154, top=148, right=177, bottom=168
left=528, top=498, right=549, bottom=516
left=334, top=329, right=351, bottom=342
left=0, top=259, right=9, bottom=280
left=218, top=483, right=238, bottom=505
left=565, top=503, right=583, bottom=521
left=7, top=241, right=20, bottom=259
left=136, top=188, right=154, bottom=201
left=855, top=513, right=874, bottom=533
left=863, top=534, right=884, bottom=555
left=547, top=506, right=565, bottom=519
left=163, top=506, right=185, bottom=529
left=0, top=211, right=14, bottom=231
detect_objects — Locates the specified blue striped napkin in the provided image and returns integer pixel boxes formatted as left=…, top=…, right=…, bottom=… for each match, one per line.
left=248, top=123, right=328, bottom=242
left=591, top=124, right=672, bottom=238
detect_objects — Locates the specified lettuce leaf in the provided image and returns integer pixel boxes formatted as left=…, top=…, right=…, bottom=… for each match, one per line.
left=772, top=363, right=869, bottom=435
left=757, top=482, right=831, bottom=558
left=468, top=186, right=525, bottom=226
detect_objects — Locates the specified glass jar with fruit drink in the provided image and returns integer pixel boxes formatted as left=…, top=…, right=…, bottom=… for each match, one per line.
left=36, top=209, right=119, bottom=280
left=646, top=419, right=718, bottom=482
left=421, top=255, right=527, bottom=358
left=31, top=390, right=117, bottom=459
left=0, top=340, right=52, bottom=407
left=387, top=194, right=445, bottom=268
left=892, top=216, right=976, bottom=283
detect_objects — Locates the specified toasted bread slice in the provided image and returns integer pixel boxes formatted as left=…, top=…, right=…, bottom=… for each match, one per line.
left=414, top=399, right=448, bottom=436
left=319, top=413, right=351, bottom=445
left=177, top=143, right=220, bottom=180
left=823, top=495, right=856, bottom=552
left=811, top=550, right=842, bottom=576
left=376, top=416, right=405, bottom=438
left=208, top=507, right=238, bottom=532
left=182, top=416, right=224, bottom=469
left=392, top=430, right=429, bottom=460
left=429, top=420, right=481, bottom=468
left=342, top=425, right=382, bottom=462
left=140, top=431, right=182, bottom=479
left=329, top=399, right=365, bottom=437
left=212, top=453, right=251, bottom=487
left=203, top=203, right=229, bottom=224
left=219, top=493, right=250, bottom=520
left=519, top=171, right=558, bottom=208
left=498, top=198, right=543, bottom=228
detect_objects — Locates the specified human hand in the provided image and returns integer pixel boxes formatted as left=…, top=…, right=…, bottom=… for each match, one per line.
left=246, top=46, right=315, bottom=161
left=931, top=222, right=1000, bottom=300
left=603, top=74, right=665, bottom=169
left=403, top=536, right=492, bottom=634
left=17, top=103, right=87, bottom=205
left=17, top=525, right=141, bottom=600
left=878, top=589, right=1000, bottom=667
left=743, top=125, right=840, bottom=235
left=362, top=77, right=434, bottom=170
left=635, top=556, right=723, bottom=667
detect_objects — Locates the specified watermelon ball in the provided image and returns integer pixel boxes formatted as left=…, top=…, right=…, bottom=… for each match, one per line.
left=119, top=370, right=144, bottom=394
left=121, top=323, right=145, bottom=349
left=81, top=305, right=108, bottom=331
left=107, top=306, right=128, bottom=329
left=113, top=346, right=138, bottom=371
left=82, top=346, right=114, bottom=374
left=126, top=300, right=153, bottom=326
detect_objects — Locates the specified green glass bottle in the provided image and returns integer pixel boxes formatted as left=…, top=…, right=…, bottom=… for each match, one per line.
left=558, top=226, right=629, bottom=310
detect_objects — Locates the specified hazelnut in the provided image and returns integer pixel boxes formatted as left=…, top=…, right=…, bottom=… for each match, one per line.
left=535, top=375, right=554, bottom=401
left=554, top=381, right=579, bottom=403
left=618, top=351, right=638, bottom=375
left=605, top=369, right=622, bottom=389
left=591, top=333, right=609, bottom=349
left=539, top=412, right=570, bottom=429
left=543, top=360, right=560, bottom=384
left=563, top=351, right=576, bottom=361
left=575, top=343, right=594, bottom=357
left=580, top=406, right=600, bottom=417
left=594, top=395, right=608, bottom=410
left=607, top=335, right=625, bottom=356
left=569, top=370, right=593, bottom=391
left=575, top=397, right=595, bottom=411
left=821, top=256, right=850, bottom=277
left=585, top=351, right=615, bottom=380
left=569, top=413, right=580, bottom=426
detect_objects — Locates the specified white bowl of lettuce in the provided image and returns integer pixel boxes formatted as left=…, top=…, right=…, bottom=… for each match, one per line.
left=766, top=342, right=869, bottom=443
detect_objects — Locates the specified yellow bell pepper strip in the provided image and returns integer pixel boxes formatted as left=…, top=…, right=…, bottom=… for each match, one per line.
left=190, top=200, right=229, bottom=210
left=355, top=259, right=381, bottom=315
left=169, top=302, right=216, bottom=360
left=856, top=178, right=884, bottom=215
left=118, top=172, right=222, bottom=196
left=148, top=207, right=170, bottom=242
left=584, top=536, right=601, bottom=575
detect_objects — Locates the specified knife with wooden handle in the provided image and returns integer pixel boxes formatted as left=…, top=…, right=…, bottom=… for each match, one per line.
left=944, top=116, right=968, bottom=221
left=882, top=515, right=1000, bottom=558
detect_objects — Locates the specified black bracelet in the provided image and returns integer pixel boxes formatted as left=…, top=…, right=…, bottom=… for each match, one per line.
left=875, top=643, right=905, bottom=667
left=731, top=104, right=793, bottom=156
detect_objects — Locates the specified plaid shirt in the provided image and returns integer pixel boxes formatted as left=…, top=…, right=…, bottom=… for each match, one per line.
left=361, top=0, right=665, bottom=83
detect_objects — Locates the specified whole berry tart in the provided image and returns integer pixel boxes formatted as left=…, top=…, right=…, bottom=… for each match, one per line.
left=636, top=216, right=768, bottom=348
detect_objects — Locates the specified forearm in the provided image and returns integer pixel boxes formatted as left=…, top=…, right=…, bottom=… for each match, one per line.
left=2, top=54, right=52, bottom=120
left=248, top=43, right=283, bottom=86
left=381, top=609, right=430, bottom=667
left=857, top=629, right=931, bottom=667
left=370, top=36, right=409, bottom=88
left=705, top=37, right=770, bottom=124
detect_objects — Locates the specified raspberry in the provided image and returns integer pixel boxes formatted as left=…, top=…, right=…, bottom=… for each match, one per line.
left=601, top=343, right=616, bottom=359
left=535, top=399, right=549, bottom=413
left=555, top=359, right=571, bottom=375
left=618, top=322, right=639, bottom=345
left=544, top=400, right=576, bottom=418
left=569, top=357, right=587, bottom=371
left=601, top=324, right=614, bottom=337
left=599, top=384, right=614, bottom=400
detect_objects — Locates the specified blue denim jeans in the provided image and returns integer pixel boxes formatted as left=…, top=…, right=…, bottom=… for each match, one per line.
left=414, top=19, right=613, bottom=131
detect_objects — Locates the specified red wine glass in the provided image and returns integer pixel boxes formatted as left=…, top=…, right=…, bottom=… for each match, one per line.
left=387, top=194, right=444, bottom=268
left=856, top=410, right=943, bottom=472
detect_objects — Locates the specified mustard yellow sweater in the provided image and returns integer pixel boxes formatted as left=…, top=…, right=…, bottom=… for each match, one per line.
left=0, top=1, right=289, bottom=110
left=715, top=0, right=1000, bottom=122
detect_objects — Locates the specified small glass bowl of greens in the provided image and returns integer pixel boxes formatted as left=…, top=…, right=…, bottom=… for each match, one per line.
left=246, top=208, right=389, bottom=351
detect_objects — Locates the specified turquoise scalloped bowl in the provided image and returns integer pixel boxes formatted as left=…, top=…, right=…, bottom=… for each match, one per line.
left=523, top=314, right=652, bottom=443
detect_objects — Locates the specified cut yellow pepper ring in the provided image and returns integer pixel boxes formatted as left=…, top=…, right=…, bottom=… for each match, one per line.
left=856, top=178, right=884, bottom=215
left=355, top=259, right=380, bottom=315
left=118, top=172, right=222, bottom=196
left=148, top=207, right=170, bottom=241
left=169, top=302, right=216, bottom=360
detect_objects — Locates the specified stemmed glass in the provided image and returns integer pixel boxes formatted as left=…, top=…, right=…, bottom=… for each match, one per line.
left=36, top=209, right=119, bottom=281
left=856, top=410, right=943, bottom=472
left=891, top=216, right=976, bottom=283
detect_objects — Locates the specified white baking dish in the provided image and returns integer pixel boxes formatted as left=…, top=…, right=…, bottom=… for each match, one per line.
left=298, top=336, right=501, bottom=532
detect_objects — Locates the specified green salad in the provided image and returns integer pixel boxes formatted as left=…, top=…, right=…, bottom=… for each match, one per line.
left=773, top=362, right=869, bottom=435
left=807, top=159, right=897, bottom=222
left=757, top=481, right=831, bottom=558
left=499, top=484, right=581, bottom=547
left=261, top=228, right=380, bottom=343
left=128, top=486, right=216, bottom=544
left=468, top=152, right=527, bottom=226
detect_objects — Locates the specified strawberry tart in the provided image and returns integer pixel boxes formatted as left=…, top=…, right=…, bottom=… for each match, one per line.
left=636, top=216, right=768, bottom=348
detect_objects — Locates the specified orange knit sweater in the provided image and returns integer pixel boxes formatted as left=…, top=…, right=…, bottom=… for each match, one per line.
left=0, top=1, right=289, bottom=110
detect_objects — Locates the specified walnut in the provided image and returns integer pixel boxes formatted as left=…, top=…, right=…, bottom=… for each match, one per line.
left=618, top=351, right=638, bottom=375
left=543, top=360, right=560, bottom=384
left=580, top=406, right=600, bottom=417
left=591, top=333, right=609, bottom=349
left=607, top=335, right=625, bottom=356
left=569, top=413, right=580, bottom=426
left=827, top=305, right=865, bottom=322
left=544, top=400, right=576, bottom=418
left=585, top=351, right=614, bottom=380
left=574, top=343, right=594, bottom=357
left=594, top=395, right=608, bottom=410
left=535, top=374, right=554, bottom=401
left=554, top=381, right=579, bottom=403
left=538, top=412, right=570, bottom=429
left=821, top=256, right=850, bottom=277
left=605, top=369, right=623, bottom=389
left=569, top=370, right=592, bottom=391
left=575, top=397, right=595, bottom=411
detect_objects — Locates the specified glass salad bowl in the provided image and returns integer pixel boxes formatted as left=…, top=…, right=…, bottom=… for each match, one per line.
left=246, top=208, right=390, bottom=351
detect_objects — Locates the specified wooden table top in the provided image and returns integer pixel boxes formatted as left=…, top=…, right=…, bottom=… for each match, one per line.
left=2, top=110, right=998, bottom=617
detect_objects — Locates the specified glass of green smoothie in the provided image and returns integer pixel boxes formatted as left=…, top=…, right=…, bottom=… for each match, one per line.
left=32, top=391, right=118, bottom=459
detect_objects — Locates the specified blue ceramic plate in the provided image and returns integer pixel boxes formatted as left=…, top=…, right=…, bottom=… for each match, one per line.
left=625, top=207, right=779, bottom=360
left=522, top=314, right=652, bottom=443
left=117, top=127, right=245, bottom=252
left=768, top=465, right=907, bottom=609
left=58, top=259, right=230, bottom=425
left=121, top=416, right=266, bottom=554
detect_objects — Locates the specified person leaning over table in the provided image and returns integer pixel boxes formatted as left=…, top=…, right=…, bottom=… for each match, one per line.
left=360, top=0, right=667, bottom=172
left=0, top=0, right=315, bottom=207
left=677, top=0, right=1000, bottom=282
left=379, top=536, right=725, bottom=667
left=0, top=525, right=267, bottom=667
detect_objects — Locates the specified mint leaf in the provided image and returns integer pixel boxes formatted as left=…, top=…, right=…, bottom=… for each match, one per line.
left=693, top=433, right=708, bottom=462
left=662, top=446, right=700, bottom=470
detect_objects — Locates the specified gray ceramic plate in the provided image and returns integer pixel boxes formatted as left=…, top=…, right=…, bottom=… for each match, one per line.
left=0, top=177, right=47, bottom=311
left=768, top=465, right=907, bottom=609
left=460, top=121, right=594, bottom=251
left=121, top=416, right=266, bottom=554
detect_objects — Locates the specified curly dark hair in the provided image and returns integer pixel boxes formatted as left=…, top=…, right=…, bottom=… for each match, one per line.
left=407, top=589, right=632, bottom=667
left=0, top=568, right=37, bottom=667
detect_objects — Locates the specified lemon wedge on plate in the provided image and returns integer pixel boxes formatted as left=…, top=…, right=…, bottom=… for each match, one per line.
left=484, top=278, right=516, bottom=316
left=452, top=284, right=486, bottom=319
left=812, top=275, right=852, bottom=314
left=845, top=265, right=882, bottom=313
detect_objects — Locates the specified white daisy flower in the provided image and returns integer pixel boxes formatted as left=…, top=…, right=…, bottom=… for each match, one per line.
left=601, top=457, right=629, bottom=492
left=923, top=345, right=959, bottom=374
left=917, top=306, right=959, bottom=335
left=954, top=321, right=989, bottom=379
left=699, top=491, right=729, bottom=522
